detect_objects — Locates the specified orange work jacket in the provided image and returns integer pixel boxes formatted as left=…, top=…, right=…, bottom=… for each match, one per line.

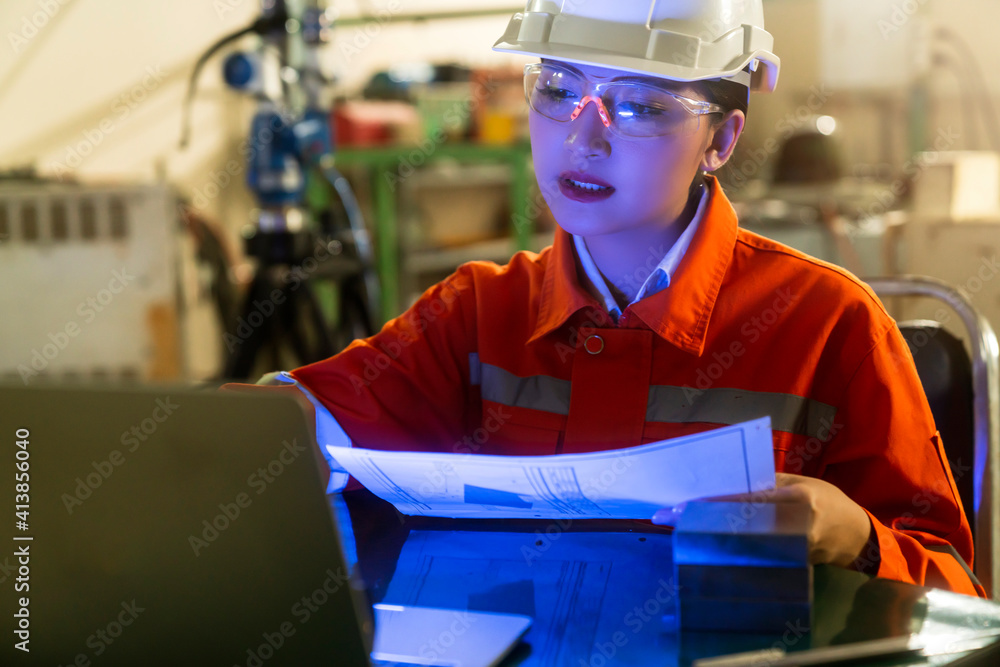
left=291, top=176, right=982, bottom=597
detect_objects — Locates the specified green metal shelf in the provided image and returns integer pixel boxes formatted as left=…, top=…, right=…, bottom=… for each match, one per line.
left=334, top=141, right=536, bottom=323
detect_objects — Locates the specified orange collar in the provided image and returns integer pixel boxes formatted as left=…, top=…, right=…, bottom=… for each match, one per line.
left=528, top=175, right=739, bottom=357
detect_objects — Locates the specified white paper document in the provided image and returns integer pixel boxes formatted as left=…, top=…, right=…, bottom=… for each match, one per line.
left=328, top=417, right=775, bottom=519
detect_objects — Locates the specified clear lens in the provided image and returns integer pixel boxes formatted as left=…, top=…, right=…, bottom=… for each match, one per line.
left=606, top=87, right=697, bottom=136
left=524, top=64, right=713, bottom=138
left=526, top=66, right=585, bottom=119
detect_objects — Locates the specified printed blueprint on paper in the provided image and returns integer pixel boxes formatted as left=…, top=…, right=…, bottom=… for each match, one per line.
left=379, top=530, right=676, bottom=667
left=328, top=417, right=774, bottom=519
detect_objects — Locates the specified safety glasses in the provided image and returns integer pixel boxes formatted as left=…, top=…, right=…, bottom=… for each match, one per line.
left=524, top=62, right=724, bottom=138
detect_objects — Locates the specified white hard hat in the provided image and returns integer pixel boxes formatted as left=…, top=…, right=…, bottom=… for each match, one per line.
left=493, top=0, right=780, bottom=92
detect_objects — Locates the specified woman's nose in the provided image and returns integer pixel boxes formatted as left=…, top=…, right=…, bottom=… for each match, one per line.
left=564, top=100, right=612, bottom=161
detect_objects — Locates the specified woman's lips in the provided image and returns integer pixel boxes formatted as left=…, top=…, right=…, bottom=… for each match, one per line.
left=558, top=171, right=616, bottom=203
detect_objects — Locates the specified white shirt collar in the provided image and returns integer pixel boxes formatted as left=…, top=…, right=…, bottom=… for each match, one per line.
left=572, top=183, right=710, bottom=321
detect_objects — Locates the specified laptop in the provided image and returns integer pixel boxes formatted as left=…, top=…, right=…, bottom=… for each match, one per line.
left=0, top=385, right=531, bottom=666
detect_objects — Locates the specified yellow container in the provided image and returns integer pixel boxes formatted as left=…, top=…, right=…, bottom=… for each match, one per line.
left=479, top=110, right=518, bottom=145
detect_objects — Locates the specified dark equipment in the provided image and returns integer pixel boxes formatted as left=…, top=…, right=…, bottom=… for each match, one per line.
left=180, top=0, right=380, bottom=380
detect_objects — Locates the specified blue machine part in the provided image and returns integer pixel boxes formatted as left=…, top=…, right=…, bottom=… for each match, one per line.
left=246, top=108, right=305, bottom=208
left=222, top=51, right=259, bottom=90
left=294, top=108, right=334, bottom=165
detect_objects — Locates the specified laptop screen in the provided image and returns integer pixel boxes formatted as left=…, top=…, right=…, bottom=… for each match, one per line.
left=0, top=385, right=373, bottom=665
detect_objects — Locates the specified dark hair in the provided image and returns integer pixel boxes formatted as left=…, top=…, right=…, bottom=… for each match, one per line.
left=691, top=77, right=749, bottom=186
left=697, top=77, right=749, bottom=120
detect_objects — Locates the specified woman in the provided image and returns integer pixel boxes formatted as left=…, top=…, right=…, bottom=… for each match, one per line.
left=265, top=1, right=980, bottom=596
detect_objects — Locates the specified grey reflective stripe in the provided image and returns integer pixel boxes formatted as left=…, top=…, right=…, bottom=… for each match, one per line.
left=647, top=386, right=837, bottom=439
left=925, top=544, right=983, bottom=589
left=479, top=363, right=571, bottom=415
left=473, top=360, right=837, bottom=438
left=469, top=353, right=482, bottom=386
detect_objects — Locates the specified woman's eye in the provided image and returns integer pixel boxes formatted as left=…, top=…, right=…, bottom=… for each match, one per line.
left=617, top=101, right=665, bottom=118
left=539, top=85, right=576, bottom=101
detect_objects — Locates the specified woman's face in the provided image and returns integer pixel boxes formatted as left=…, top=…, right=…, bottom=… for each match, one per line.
left=528, top=60, right=732, bottom=241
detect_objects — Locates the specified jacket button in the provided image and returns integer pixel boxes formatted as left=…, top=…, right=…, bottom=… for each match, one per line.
left=584, top=334, right=604, bottom=355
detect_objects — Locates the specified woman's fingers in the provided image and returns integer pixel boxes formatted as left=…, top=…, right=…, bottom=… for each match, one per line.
left=650, top=504, right=684, bottom=525
left=652, top=475, right=815, bottom=526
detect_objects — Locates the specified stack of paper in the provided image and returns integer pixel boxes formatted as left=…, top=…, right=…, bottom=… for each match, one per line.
left=327, top=417, right=775, bottom=519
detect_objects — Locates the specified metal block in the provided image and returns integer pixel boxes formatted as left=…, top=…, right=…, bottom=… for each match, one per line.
left=673, top=501, right=812, bottom=568
left=676, top=564, right=812, bottom=602
left=678, top=596, right=813, bottom=633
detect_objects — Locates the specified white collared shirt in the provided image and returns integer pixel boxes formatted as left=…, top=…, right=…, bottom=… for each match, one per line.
left=572, top=184, right=710, bottom=321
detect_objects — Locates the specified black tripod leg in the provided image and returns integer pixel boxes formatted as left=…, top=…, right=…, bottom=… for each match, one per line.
left=224, top=270, right=279, bottom=380
left=282, top=280, right=336, bottom=365
left=338, top=274, right=375, bottom=346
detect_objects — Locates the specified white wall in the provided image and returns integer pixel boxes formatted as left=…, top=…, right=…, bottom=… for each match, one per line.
left=0, top=0, right=526, bottom=230
left=740, top=0, right=1000, bottom=176
left=4, top=0, right=1000, bottom=222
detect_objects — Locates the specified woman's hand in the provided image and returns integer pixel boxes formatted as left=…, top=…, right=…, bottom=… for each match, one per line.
left=763, top=473, right=874, bottom=567
left=652, top=473, right=875, bottom=568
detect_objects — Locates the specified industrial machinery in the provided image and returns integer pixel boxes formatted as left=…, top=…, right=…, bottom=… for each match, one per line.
left=181, top=0, right=380, bottom=380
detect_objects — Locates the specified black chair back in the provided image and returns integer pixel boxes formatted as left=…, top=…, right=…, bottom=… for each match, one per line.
left=898, top=321, right=975, bottom=534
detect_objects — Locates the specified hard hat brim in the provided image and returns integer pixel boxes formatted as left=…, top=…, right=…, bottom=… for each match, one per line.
left=493, top=39, right=780, bottom=93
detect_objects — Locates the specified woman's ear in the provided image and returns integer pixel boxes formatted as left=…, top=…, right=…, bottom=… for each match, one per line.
left=701, top=110, right=745, bottom=172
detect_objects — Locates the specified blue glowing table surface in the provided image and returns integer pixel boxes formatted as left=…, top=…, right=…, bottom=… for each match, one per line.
left=336, top=490, right=1000, bottom=667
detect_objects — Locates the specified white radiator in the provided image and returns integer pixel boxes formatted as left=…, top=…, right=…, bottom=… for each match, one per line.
left=0, top=182, right=219, bottom=384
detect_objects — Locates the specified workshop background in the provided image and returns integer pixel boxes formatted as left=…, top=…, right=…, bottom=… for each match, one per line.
left=2, top=0, right=1000, bottom=385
